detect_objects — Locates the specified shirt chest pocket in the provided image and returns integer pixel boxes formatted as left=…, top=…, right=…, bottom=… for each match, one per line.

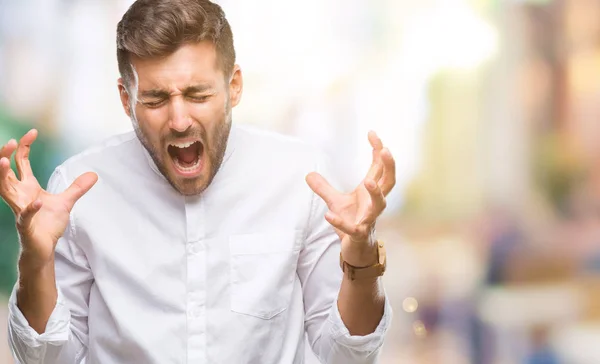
left=229, top=230, right=302, bottom=320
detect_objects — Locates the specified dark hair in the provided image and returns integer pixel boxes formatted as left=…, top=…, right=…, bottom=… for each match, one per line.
left=116, top=0, right=235, bottom=88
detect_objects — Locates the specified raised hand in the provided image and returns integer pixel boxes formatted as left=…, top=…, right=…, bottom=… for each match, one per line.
left=0, top=129, right=98, bottom=267
left=306, top=131, right=396, bottom=267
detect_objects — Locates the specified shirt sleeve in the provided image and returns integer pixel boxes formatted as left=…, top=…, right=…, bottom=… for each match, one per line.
left=297, top=153, right=392, bottom=364
left=7, top=167, right=92, bottom=364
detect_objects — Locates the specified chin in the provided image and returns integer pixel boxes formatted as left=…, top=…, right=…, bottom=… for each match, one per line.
left=169, top=173, right=211, bottom=196
left=179, top=182, right=208, bottom=196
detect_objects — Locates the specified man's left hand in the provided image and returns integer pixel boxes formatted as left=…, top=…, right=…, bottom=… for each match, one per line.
left=306, top=131, right=396, bottom=267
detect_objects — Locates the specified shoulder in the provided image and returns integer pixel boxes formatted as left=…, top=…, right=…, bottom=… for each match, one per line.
left=233, top=123, right=323, bottom=169
left=54, top=131, right=140, bottom=181
left=227, top=123, right=342, bottom=192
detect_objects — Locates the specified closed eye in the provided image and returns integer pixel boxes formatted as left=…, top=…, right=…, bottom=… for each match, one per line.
left=142, top=99, right=167, bottom=108
left=187, top=95, right=210, bottom=103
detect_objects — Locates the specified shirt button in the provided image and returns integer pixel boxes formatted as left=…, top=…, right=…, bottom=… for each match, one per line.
left=187, top=243, right=195, bottom=255
left=188, top=307, right=201, bottom=319
left=188, top=243, right=201, bottom=255
left=187, top=241, right=204, bottom=255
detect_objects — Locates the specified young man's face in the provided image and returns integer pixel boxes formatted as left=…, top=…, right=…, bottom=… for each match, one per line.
left=119, top=41, right=242, bottom=196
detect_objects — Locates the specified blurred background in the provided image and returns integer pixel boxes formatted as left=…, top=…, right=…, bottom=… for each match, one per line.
left=2, top=0, right=600, bottom=362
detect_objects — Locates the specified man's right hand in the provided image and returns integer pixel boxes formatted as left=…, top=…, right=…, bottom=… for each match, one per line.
left=0, top=129, right=98, bottom=267
left=1, top=129, right=97, bottom=334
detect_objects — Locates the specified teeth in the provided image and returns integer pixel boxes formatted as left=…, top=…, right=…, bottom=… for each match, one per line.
left=170, top=141, right=198, bottom=149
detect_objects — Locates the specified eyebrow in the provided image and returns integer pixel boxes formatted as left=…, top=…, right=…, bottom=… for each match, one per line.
left=139, top=89, right=170, bottom=99
left=139, top=83, right=214, bottom=99
left=184, top=84, right=213, bottom=94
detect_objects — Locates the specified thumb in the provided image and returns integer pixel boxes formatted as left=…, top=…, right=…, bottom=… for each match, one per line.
left=61, top=172, right=98, bottom=209
left=16, top=199, right=43, bottom=234
left=306, top=172, right=337, bottom=206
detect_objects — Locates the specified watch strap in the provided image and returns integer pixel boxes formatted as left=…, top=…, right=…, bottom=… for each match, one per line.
left=339, top=241, right=386, bottom=281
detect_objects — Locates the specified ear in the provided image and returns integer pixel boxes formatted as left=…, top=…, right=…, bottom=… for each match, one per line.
left=228, top=65, right=243, bottom=108
left=118, top=78, right=132, bottom=118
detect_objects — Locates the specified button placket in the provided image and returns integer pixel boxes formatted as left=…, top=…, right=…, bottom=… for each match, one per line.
left=184, top=195, right=207, bottom=362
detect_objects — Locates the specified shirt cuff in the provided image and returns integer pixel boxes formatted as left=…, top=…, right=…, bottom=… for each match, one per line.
left=328, top=292, right=393, bottom=353
left=8, top=283, right=71, bottom=348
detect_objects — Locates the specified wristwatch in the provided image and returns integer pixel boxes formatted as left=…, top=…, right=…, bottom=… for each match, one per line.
left=339, top=241, right=387, bottom=281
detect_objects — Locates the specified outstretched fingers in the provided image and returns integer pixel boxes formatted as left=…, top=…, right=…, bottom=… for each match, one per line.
left=0, top=157, right=18, bottom=202
left=15, top=129, right=38, bottom=181
left=0, top=139, right=17, bottom=160
left=379, top=148, right=396, bottom=196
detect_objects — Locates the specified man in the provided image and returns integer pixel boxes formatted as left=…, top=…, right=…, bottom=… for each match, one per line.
left=3, top=0, right=396, bottom=363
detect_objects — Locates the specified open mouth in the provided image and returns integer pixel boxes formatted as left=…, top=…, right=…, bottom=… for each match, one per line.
left=167, top=140, right=204, bottom=176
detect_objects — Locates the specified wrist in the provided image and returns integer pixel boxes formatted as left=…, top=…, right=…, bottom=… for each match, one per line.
left=341, top=239, right=378, bottom=267
left=340, top=240, right=387, bottom=281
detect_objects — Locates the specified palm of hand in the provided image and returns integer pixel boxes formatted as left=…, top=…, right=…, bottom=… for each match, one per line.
left=328, top=182, right=376, bottom=243
left=15, top=185, right=73, bottom=258
left=306, top=131, right=396, bottom=267
left=0, top=129, right=98, bottom=264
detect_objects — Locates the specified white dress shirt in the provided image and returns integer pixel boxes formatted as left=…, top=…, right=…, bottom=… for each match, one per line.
left=8, top=124, right=391, bottom=364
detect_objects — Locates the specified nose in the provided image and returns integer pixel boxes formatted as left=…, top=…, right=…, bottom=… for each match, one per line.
left=168, top=96, right=193, bottom=133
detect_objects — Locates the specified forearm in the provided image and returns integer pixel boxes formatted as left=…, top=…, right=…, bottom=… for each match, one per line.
left=16, top=253, right=58, bottom=334
left=9, top=281, right=84, bottom=364
left=9, top=238, right=92, bottom=364
left=337, top=276, right=385, bottom=336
